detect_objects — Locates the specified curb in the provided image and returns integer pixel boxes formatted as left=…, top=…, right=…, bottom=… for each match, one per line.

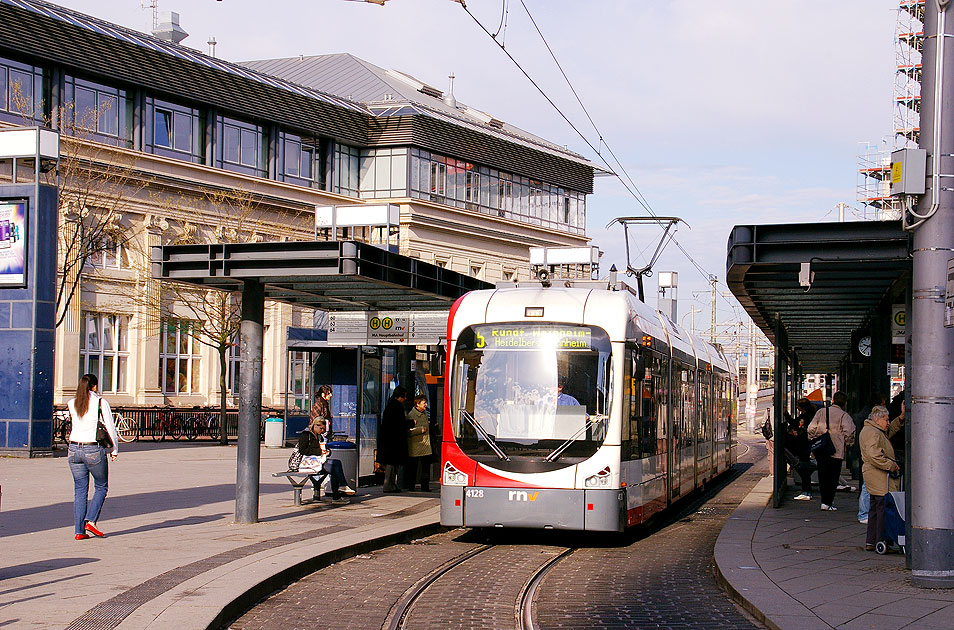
left=206, top=520, right=446, bottom=629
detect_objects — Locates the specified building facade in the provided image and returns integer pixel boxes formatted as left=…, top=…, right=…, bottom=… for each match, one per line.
left=0, top=0, right=598, bottom=411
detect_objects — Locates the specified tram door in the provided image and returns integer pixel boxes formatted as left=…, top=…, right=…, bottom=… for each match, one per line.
left=668, top=361, right=682, bottom=501
left=679, top=366, right=695, bottom=495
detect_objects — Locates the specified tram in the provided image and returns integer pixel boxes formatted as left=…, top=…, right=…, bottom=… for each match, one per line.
left=440, top=281, right=737, bottom=532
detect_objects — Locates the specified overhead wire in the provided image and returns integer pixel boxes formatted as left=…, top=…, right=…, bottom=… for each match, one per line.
left=460, top=1, right=738, bottom=308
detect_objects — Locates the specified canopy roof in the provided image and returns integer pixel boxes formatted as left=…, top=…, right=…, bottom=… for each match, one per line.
left=151, top=240, right=492, bottom=312
left=726, top=221, right=910, bottom=372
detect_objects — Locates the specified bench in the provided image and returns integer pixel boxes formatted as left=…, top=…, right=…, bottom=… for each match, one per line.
left=273, top=470, right=329, bottom=505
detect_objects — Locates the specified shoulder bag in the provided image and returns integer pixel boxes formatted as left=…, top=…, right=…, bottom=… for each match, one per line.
left=809, top=405, right=835, bottom=459
left=288, top=445, right=304, bottom=471
left=96, top=399, right=114, bottom=450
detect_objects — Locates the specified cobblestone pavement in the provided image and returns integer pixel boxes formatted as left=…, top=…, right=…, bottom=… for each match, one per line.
left=230, top=439, right=764, bottom=630
left=534, top=456, right=763, bottom=628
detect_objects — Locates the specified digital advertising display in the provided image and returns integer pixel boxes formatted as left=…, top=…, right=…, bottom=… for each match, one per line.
left=0, top=200, right=28, bottom=286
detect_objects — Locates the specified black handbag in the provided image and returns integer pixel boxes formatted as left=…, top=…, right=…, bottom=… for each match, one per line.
left=96, top=400, right=114, bottom=449
left=809, top=406, right=835, bottom=459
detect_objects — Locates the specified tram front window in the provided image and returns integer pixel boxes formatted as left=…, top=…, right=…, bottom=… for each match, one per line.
left=452, top=323, right=611, bottom=470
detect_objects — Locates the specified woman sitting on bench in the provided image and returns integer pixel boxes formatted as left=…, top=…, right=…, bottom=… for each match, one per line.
left=298, top=418, right=355, bottom=504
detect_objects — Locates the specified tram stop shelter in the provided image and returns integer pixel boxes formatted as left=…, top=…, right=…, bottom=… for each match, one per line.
left=151, top=239, right=491, bottom=523
left=726, top=220, right=911, bottom=507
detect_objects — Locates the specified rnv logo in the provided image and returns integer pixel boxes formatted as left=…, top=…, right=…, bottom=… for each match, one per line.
left=508, top=491, right=539, bottom=502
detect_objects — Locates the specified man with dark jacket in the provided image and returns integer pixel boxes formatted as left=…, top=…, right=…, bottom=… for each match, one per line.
left=379, top=386, right=409, bottom=492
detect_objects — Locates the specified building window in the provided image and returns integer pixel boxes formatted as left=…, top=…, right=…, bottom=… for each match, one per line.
left=216, top=115, right=266, bottom=176
left=160, top=319, right=202, bottom=395
left=470, top=263, right=483, bottom=279
left=333, top=143, right=360, bottom=197
left=279, top=131, right=319, bottom=187
left=429, top=161, right=446, bottom=197
left=289, top=350, right=313, bottom=412
left=85, top=237, right=129, bottom=270
left=64, top=76, right=133, bottom=147
left=227, top=336, right=241, bottom=394
left=79, top=313, right=129, bottom=393
left=146, top=97, right=204, bottom=163
left=0, top=56, right=43, bottom=124
left=465, top=169, right=480, bottom=206
left=358, top=147, right=408, bottom=199
left=408, top=148, right=585, bottom=235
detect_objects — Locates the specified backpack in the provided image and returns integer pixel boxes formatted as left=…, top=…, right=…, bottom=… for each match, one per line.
left=761, top=417, right=773, bottom=440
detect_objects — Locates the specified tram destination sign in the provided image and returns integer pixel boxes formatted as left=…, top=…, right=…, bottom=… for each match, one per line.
left=474, top=325, right=592, bottom=350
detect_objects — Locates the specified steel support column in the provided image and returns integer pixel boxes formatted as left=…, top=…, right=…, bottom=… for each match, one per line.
left=911, top=0, right=954, bottom=588
left=235, top=279, right=264, bottom=524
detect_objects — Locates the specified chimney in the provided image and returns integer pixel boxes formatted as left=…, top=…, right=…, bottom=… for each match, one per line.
left=443, top=73, right=457, bottom=108
left=153, top=11, right=188, bottom=44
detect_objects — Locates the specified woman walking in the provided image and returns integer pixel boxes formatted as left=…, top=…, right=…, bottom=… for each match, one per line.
left=67, top=373, right=118, bottom=540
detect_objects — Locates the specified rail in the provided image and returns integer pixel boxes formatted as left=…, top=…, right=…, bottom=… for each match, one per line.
left=52, top=406, right=285, bottom=444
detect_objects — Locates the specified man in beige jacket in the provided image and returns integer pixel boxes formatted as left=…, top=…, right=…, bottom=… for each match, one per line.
left=807, top=391, right=856, bottom=511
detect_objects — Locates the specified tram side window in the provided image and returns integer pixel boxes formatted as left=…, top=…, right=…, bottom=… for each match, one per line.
left=698, top=371, right=710, bottom=444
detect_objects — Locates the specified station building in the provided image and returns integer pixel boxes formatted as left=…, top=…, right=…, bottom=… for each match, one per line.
left=0, top=0, right=599, bottom=430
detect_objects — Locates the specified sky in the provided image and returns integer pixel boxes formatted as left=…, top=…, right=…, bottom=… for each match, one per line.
left=52, top=0, right=901, bottom=338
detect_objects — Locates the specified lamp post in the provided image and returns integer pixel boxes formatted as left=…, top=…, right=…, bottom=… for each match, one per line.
left=681, top=306, right=701, bottom=336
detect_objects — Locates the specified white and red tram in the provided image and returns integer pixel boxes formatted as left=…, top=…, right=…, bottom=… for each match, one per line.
left=439, top=282, right=737, bottom=531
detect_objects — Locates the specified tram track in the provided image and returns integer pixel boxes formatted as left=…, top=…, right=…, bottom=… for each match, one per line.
left=385, top=539, right=578, bottom=630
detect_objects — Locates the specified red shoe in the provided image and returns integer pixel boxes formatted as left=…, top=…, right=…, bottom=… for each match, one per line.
left=84, top=522, right=106, bottom=537
left=75, top=533, right=89, bottom=540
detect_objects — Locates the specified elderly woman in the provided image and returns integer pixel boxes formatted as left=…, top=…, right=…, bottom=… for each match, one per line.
left=859, top=405, right=903, bottom=551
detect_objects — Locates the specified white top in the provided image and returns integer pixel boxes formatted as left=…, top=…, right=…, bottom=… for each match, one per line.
left=67, top=392, right=119, bottom=455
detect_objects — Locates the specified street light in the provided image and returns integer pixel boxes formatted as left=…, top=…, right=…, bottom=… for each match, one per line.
left=681, top=306, right=701, bottom=335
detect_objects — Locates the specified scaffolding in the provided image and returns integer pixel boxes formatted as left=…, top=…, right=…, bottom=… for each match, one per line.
left=857, top=1, right=923, bottom=220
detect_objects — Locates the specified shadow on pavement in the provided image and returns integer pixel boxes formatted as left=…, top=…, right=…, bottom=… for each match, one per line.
left=0, top=483, right=290, bottom=537
left=0, top=557, right=98, bottom=580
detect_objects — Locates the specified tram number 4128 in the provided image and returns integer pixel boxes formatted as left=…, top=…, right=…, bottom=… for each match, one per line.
left=465, top=488, right=484, bottom=498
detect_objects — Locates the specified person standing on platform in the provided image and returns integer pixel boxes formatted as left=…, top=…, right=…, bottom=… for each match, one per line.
left=310, top=384, right=333, bottom=439
left=790, top=399, right=815, bottom=500
left=67, top=373, right=119, bottom=540
left=379, top=386, right=409, bottom=493
left=808, top=391, right=855, bottom=511
left=404, top=395, right=432, bottom=492
left=859, top=405, right=902, bottom=551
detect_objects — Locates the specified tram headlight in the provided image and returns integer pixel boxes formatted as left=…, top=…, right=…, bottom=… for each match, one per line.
left=443, top=461, right=469, bottom=486
left=584, top=465, right=612, bottom=488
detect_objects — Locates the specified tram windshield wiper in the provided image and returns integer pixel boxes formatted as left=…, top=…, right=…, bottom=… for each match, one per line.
left=459, top=409, right=510, bottom=461
left=543, top=414, right=608, bottom=463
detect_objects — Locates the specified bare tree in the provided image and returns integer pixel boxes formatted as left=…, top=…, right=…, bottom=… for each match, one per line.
left=147, top=187, right=287, bottom=444
left=12, top=82, right=146, bottom=328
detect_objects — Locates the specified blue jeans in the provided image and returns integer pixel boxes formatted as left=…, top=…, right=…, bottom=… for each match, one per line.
left=309, top=458, right=349, bottom=499
left=858, top=482, right=870, bottom=521
left=68, top=444, right=109, bottom=535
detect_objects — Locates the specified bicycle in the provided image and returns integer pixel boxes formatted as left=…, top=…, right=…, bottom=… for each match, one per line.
left=183, top=413, right=221, bottom=441
left=154, top=409, right=183, bottom=441
left=53, top=409, right=71, bottom=444
left=114, top=413, right=136, bottom=443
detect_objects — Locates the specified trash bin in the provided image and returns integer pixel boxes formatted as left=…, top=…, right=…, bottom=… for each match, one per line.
left=264, top=417, right=284, bottom=448
left=328, top=440, right=358, bottom=489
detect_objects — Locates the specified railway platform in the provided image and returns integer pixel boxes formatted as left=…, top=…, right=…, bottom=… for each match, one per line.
left=715, top=459, right=954, bottom=630
left=0, top=441, right=441, bottom=629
